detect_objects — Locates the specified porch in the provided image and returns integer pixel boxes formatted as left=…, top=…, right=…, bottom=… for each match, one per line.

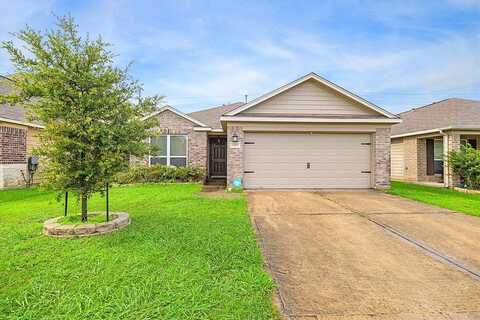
left=402, top=131, right=480, bottom=188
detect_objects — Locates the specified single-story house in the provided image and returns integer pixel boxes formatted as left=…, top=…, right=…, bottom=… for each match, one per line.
left=142, top=72, right=401, bottom=189
left=0, top=76, right=43, bottom=188
left=390, top=98, right=480, bottom=187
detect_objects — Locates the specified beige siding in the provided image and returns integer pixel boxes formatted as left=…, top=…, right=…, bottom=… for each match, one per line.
left=243, top=132, right=372, bottom=189
left=391, top=139, right=404, bottom=180
left=243, top=79, right=380, bottom=116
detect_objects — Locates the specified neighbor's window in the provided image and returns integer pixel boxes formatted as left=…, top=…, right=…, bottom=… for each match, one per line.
left=433, top=139, right=444, bottom=175
left=150, top=135, right=187, bottom=166
left=433, top=139, right=443, bottom=161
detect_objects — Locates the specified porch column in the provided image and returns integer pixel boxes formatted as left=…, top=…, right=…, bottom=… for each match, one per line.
left=226, top=124, right=244, bottom=187
left=443, top=133, right=461, bottom=188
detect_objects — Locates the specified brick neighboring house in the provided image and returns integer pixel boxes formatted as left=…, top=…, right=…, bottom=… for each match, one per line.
left=390, top=98, right=480, bottom=187
left=143, top=72, right=401, bottom=189
left=0, top=76, right=43, bottom=188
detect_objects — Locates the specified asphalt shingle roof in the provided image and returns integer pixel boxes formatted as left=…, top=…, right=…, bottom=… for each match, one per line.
left=187, top=102, right=244, bottom=129
left=391, top=98, right=480, bottom=136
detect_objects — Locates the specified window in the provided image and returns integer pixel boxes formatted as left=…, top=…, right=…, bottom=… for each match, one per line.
left=433, top=139, right=444, bottom=175
left=461, top=138, right=477, bottom=149
left=433, top=139, right=443, bottom=161
left=150, top=135, right=187, bottom=166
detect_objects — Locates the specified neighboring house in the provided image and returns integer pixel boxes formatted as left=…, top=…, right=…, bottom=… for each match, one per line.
left=143, top=72, right=401, bottom=189
left=390, top=98, right=480, bottom=187
left=0, top=75, right=43, bottom=188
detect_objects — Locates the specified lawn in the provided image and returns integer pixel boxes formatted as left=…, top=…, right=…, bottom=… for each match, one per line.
left=0, top=184, right=277, bottom=320
left=388, top=181, right=480, bottom=217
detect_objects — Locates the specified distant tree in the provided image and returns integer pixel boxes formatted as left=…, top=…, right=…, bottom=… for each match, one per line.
left=1, top=15, right=161, bottom=221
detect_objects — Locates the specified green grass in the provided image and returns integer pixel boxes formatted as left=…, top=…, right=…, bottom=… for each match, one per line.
left=388, top=181, right=480, bottom=217
left=0, top=184, right=276, bottom=320
left=58, top=214, right=108, bottom=225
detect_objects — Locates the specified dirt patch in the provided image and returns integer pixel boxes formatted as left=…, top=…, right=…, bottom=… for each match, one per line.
left=249, top=191, right=480, bottom=319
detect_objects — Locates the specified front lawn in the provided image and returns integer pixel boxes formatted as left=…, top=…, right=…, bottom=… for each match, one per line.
left=0, top=184, right=276, bottom=319
left=388, top=181, right=480, bottom=217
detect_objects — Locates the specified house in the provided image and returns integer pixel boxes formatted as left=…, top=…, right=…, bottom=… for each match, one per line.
left=390, top=98, right=480, bottom=187
left=0, top=76, right=43, bottom=188
left=142, top=72, right=401, bottom=189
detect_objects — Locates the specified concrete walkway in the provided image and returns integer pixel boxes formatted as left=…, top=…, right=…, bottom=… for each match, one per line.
left=248, top=190, right=480, bottom=320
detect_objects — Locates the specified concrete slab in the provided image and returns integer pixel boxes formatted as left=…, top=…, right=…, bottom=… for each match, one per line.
left=249, top=191, right=480, bottom=319
left=320, top=191, right=452, bottom=214
left=370, top=212, right=480, bottom=273
left=248, top=191, right=351, bottom=216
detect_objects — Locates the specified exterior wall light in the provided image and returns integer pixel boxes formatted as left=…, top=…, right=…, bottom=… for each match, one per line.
left=232, top=133, right=239, bottom=142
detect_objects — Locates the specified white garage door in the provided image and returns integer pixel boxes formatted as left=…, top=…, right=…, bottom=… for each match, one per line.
left=243, top=132, right=372, bottom=189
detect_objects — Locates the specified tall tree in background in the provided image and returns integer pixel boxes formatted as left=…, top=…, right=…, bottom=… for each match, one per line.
left=1, top=15, right=161, bottom=221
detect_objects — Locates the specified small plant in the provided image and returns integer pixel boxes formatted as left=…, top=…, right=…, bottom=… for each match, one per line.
left=449, top=144, right=480, bottom=189
left=115, top=165, right=204, bottom=184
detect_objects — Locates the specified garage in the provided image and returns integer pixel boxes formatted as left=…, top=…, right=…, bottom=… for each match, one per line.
left=243, top=132, right=372, bottom=189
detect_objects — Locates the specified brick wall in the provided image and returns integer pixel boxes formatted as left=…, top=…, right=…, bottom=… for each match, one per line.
left=226, top=124, right=244, bottom=186
left=373, top=128, right=391, bottom=188
left=134, top=110, right=208, bottom=174
left=0, top=126, right=27, bottom=164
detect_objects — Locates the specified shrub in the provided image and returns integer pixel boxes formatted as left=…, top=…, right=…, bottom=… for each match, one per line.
left=449, top=144, right=480, bottom=189
left=115, top=165, right=204, bottom=185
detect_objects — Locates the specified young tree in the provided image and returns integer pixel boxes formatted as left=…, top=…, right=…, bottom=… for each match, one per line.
left=1, top=15, right=161, bottom=221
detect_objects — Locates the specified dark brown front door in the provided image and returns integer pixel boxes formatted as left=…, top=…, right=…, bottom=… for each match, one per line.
left=209, top=137, right=227, bottom=178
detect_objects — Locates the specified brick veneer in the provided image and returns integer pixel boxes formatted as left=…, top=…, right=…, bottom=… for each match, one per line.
left=133, top=110, right=208, bottom=174
left=373, top=128, right=391, bottom=188
left=226, top=125, right=244, bottom=185
left=0, top=126, right=26, bottom=164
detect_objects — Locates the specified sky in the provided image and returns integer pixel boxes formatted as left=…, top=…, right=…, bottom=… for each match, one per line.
left=0, top=0, right=479, bottom=114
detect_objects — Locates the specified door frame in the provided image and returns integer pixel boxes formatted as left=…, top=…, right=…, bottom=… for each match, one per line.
left=208, top=136, right=227, bottom=179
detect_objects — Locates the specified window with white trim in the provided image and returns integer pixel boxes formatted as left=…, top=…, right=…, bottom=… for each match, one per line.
left=150, top=135, right=187, bottom=166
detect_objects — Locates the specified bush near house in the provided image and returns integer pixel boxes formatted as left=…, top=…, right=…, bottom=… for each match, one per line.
left=115, top=165, right=204, bottom=184
left=449, top=144, right=480, bottom=189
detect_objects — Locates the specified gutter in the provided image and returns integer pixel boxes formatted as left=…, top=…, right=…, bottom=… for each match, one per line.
left=0, top=117, right=44, bottom=129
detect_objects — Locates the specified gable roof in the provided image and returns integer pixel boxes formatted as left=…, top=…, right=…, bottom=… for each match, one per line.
left=391, top=98, right=480, bottom=137
left=188, top=102, right=243, bottom=129
left=143, top=105, right=209, bottom=127
left=224, top=72, right=399, bottom=119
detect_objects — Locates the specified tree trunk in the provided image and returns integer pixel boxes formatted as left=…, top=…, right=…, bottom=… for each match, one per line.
left=81, top=194, right=88, bottom=222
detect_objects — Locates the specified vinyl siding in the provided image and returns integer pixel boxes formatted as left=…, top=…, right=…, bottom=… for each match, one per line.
left=243, top=79, right=380, bottom=116
left=391, top=139, right=405, bottom=180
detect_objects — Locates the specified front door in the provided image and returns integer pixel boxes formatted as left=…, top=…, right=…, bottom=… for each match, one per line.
left=209, top=137, right=227, bottom=178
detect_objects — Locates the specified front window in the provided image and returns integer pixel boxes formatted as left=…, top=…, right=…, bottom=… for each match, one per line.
left=150, top=135, right=187, bottom=166
left=433, top=139, right=443, bottom=175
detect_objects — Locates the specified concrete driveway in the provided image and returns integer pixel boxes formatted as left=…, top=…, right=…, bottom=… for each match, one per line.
left=248, top=190, right=480, bottom=320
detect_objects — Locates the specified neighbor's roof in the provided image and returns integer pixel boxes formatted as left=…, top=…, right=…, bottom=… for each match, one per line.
left=0, top=76, right=43, bottom=128
left=188, top=102, right=244, bottom=129
left=391, top=98, right=480, bottom=137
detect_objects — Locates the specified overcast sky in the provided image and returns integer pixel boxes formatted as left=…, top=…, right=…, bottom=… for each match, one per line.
left=0, top=0, right=479, bottom=113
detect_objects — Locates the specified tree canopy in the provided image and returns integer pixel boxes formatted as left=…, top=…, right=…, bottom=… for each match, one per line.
left=1, top=15, right=161, bottom=220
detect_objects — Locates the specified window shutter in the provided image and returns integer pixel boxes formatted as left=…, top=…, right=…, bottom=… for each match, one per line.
left=426, top=139, right=434, bottom=176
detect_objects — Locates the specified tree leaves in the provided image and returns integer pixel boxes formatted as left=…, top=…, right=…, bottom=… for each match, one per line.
left=1, top=15, right=161, bottom=201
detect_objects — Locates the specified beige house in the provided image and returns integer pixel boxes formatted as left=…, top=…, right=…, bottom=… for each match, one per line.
left=391, top=98, right=480, bottom=187
left=144, top=72, right=401, bottom=189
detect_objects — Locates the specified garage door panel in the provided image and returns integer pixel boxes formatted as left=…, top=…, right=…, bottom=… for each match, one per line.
left=244, top=132, right=371, bottom=189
